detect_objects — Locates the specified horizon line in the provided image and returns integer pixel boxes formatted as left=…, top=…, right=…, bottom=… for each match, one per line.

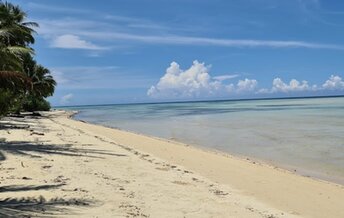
left=54, top=94, right=344, bottom=108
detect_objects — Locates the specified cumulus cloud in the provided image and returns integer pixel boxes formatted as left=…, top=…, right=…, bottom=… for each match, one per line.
left=147, top=61, right=216, bottom=98
left=271, top=78, right=311, bottom=93
left=60, top=93, right=74, bottom=105
left=322, top=75, right=344, bottom=90
left=257, top=75, right=344, bottom=94
left=147, top=61, right=259, bottom=98
left=237, top=78, right=258, bottom=92
left=147, top=61, right=344, bottom=99
left=51, top=34, right=106, bottom=50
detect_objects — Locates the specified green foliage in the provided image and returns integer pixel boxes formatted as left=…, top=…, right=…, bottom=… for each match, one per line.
left=22, top=96, right=51, bottom=112
left=0, top=88, right=22, bottom=116
left=0, top=1, right=56, bottom=116
left=0, top=89, right=13, bottom=116
left=22, top=54, right=56, bottom=98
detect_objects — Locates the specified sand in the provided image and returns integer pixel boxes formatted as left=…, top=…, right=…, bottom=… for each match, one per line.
left=0, top=111, right=343, bottom=217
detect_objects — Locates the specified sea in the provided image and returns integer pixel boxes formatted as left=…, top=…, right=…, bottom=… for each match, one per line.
left=64, top=96, right=344, bottom=184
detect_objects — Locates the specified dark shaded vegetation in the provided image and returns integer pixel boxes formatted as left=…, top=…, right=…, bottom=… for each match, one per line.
left=0, top=1, right=56, bottom=117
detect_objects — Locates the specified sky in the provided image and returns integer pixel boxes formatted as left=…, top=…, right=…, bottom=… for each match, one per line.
left=9, top=0, right=344, bottom=106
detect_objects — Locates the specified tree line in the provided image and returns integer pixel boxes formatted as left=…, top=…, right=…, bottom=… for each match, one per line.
left=0, top=1, right=56, bottom=117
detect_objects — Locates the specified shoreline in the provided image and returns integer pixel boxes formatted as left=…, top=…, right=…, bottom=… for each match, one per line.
left=71, top=110, right=344, bottom=186
left=65, top=110, right=344, bottom=217
left=1, top=110, right=343, bottom=217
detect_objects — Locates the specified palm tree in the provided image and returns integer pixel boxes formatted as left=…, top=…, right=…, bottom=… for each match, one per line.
left=16, top=54, right=56, bottom=112
left=0, top=1, right=37, bottom=115
left=32, top=65, right=56, bottom=98
left=0, top=1, right=38, bottom=47
left=0, top=39, right=33, bottom=89
left=0, top=1, right=37, bottom=87
left=22, top=54, right=56, bottom=98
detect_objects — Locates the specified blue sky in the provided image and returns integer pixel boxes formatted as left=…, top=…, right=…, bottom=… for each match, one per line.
left=10, top=0, right=344, bottom=105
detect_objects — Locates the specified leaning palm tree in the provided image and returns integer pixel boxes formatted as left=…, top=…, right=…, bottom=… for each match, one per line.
left=21, top=54, right=56, bottom=98
left=32, top=65, right=56, bottom=98
left=0, top=1, right=37, bottom=115
left=17, top=54, right=56, bottom=112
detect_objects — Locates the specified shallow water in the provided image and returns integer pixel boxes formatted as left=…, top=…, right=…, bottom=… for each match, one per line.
left=67, top=97, right=344, bottom=184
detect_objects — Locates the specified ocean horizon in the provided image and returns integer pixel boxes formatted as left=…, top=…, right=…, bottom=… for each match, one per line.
left=62, top=96, right=344, bottom=184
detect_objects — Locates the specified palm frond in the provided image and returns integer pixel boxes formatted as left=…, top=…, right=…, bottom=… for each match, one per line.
left=0, top=71, right=31, bottom=90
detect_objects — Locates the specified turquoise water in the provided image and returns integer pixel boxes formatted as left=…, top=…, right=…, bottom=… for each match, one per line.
left=67, top=97, right=344, bottom=184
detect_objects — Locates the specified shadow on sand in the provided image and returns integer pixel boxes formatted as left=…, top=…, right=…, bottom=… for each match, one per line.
left=0, top=117, right=125, bottom=217
left=0, top=116, right=39, bottom=130
left=0, top=184, right=65, bottom=193
left=0, top=183, right=96, bottom=217
left=0, top=140, right=127, bottom=162
left=0, top=195, right=94, bottom=217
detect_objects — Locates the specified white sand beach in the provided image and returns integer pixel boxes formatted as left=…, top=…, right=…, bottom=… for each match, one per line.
left=0, top=111, right=343, bottom=217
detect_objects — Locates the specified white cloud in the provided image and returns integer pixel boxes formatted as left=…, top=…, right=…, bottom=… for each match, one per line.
left=60, top=93, right=73, bottom=105
left=147, top=61, right=344, bottom=99
left=51, top=66, right=153, bottom=89
left=147, top=61, right=217, bottom=98
left=51, top=34, right=106, bottom=50
left=51, top=70, right=69, bottom=84
left=214, top=74, right=239, bottom=81
left=322, top=75, right=344, bottom=90
left=79, top=31, right=344, bottom=50
left=27, top=2, right=90, bottom=14
left=36, top=18, right=344, bottom=51
left=257, top=88, right=270, bottom=94
left=257, top=75, right=344, bottom=94
left=271, top=78, right=311, bottom=93
left=147, top=61, right=259, bottom=99
left=237, top=78, right=258, bottom=92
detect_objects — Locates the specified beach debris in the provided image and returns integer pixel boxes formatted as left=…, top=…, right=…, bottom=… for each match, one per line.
left=22, top=176, right=32, bottom=180
left=30, top=131, right=45, bottom=136
left=32, top=112, right=42, bottom=117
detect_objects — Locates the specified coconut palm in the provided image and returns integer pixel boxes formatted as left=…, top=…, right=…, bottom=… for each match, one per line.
left=0, top=1, right=36, bottom=89
left=15, top=54, right=56, bottom=112
left=0, top=41, right=33, bottom=88
left=32, top=65, right=56, bottom=98
left=0, top=1, right=39, bottom=115
left=22, top=54, right=56, bottom=97
left=0, top=1, right=38, bottom=47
